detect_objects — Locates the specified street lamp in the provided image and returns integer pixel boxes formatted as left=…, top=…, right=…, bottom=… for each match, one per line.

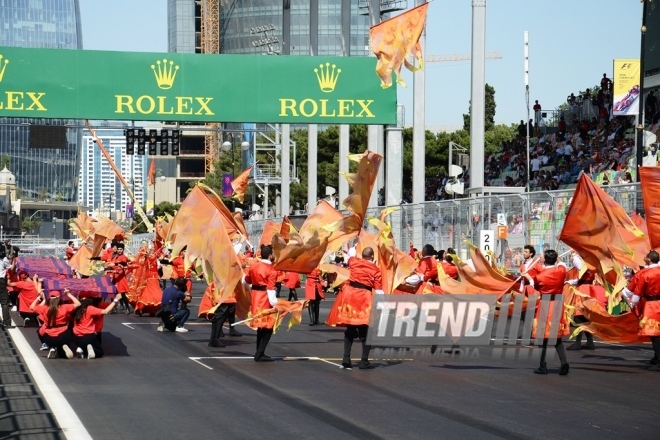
left=222, top=133, right=250, bottom=177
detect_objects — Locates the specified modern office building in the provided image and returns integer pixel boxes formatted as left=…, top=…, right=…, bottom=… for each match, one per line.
left=0, top=0, right=83, bottom=202
left=78, top=128, right=147, bottom=218
left=167, top=0, right=371, bottom=56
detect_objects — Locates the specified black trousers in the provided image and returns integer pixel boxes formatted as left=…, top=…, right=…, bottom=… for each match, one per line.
left=255, top=328, right=273, bottom=359
left=73, top=333, right=104, bottom=358
left=41, top=330, right=73, bottom=358
left=343, top=325, right=371, bottom=364
left=0, top=278, right=10, bottom=327
left=209, top=303, right=236, bottom=341
left=539, top=338, right=568, bottom=365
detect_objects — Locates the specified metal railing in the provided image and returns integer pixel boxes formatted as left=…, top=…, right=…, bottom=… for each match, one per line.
left=243, top=183, right=642, bottom=271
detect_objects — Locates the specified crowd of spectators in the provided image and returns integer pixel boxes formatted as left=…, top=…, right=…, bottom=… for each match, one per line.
left=417, top=76, right=660, bottom=202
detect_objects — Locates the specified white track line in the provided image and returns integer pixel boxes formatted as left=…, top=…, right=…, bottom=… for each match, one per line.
left=8, top=328, right=92, bottom=440
left=188, top=355, right=343, bottom=370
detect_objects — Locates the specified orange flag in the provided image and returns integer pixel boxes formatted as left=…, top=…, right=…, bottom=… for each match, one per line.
left=258, top=221, right=281, bottom=249
left=560, top=174, right=649, bottom=270
left=560, top=174, right=649, bottom=301
left=167, top=185, right=246, bottom=306
left=148, top=160, right=156, bottom=187
left=639, top=167, right=660, bottom=249
left=273, top=200, right=346, bottom=273
left=630, top=211, right=649, bottom=236
left=231, top=166, right=253, bottom=203
left=370, top=2, right=429, bottom=88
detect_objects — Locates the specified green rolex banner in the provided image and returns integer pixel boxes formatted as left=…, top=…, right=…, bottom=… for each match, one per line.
left=0, top=47, right=397, bottom=124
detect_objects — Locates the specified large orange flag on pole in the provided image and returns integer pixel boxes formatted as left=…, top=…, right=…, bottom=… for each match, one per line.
left=147, top=160, right=156, bottom=187
left=231, top=166, right=253, bottom=203
left=559, top=174, right=649, bottom=301
left=639, top=166, right=660, bottom=249
left=370, top=2, right=429, bottom=88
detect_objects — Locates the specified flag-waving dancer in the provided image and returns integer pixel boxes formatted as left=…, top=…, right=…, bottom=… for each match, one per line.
left=521, top=249, right=570, bottom=375
left=246, top=245, right=279, bottom=362
left=331, top=247, right=383, bottom=370
left=628, top=250, right=660, bottom=371
left=305, top=267, right=325, bottom=326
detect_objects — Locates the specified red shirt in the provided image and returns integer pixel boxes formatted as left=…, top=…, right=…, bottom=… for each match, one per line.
left=417, top=256, right=438, bottom=282
left=171, top=255, right=189, bottom=279
left=33, top=303, right=77, bottom=337
left=532, top=265, right=567, bottom=295
left=282, top=271, right=301, bottom=289
left=442, top=261, right=459, bottom=280
left=246, top=260, right=278, bottom=290
left=66, top=246, right=76, bottom=260
left=72, top=306, right=104, bottom=336
left=348, top=257, right=383, bottom=290
left=13, top=280, right=39, bottom=314
left=247, top=261, right=278, bottom=329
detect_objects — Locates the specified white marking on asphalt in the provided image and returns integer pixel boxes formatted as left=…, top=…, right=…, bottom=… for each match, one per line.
left=188, top=356, right=343, bottom=370
left=121, top=322, right=211, bottom=329
left=7, top=328, right=92, bottom=440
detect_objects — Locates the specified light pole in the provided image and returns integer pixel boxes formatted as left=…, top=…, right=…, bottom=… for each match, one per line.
left=222, top=132, right=250, bottom=178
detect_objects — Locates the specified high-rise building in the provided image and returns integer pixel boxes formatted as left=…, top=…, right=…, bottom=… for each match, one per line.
left=78, top=129, right=147, bottom=217
left=0, top=0, right=83, bottom=202
left=167, top=0, right=370, bottom=56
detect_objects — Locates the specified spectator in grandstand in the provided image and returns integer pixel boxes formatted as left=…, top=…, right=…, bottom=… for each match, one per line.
left=559, top=166, right=572, bottom=184
left=530, top=154, right=541, bottom=178
left=567, top=93, right=577, bottom=106
left=518, top=120, right=526, bottom=138
left=601, top=73, right=612, bottom=95
left=533, top=100, right=542, bottom=125
left=563, top=140, right=573, bottom=161
left=558, top=115, right=567, bottom=135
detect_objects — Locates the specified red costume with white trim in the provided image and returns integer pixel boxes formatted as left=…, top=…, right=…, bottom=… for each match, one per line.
left=334, top=258, right=382, bottom=326
left=531, top=264, right=569, bottom=338
left=631, top=265, right=660, bottom=337
left=246, top=260, right=278, bottom=329
left=305, top=268, right=325, bottom=300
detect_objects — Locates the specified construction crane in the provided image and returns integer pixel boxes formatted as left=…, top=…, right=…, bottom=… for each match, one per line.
left=198, top=0, right=220, bottom=174
left=426, top=51, right=503, bottom=63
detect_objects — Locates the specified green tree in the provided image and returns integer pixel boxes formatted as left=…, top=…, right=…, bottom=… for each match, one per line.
left=1, top=155, right=10, bottom=169
left=484, top=124, right=516, bottom=154
left=20, top=217, right=41, bottom=235
left=463, top=83, right=496, bottom=133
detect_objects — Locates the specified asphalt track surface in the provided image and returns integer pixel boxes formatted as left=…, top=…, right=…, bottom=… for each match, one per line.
left=3, top=281, right=660, bottom=440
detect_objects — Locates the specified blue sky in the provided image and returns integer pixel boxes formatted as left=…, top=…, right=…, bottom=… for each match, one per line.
left=80, top=0, right=642, bottom=128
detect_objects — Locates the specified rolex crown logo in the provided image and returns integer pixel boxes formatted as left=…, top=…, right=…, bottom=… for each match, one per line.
left=0, top=55, right=9, bottom=83
left=151, top=58, right=180, bottom=90
left=314, top=62, right=341, bottom=93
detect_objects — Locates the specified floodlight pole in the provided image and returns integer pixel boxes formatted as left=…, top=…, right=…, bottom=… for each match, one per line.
left=524, top=31, right=530, bottom=194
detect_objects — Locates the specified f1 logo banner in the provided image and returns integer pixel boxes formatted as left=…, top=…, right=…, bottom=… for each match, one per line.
left=367, top=294, right=564, bottom=348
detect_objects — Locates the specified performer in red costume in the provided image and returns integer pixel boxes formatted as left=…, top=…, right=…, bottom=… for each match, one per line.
left=333, top=247, right=383, bottom=370
left=519, top=245, right=543, bottom=292
left=522, top=249, right=569, bottom=375
left=170, top=246, right=193, bottom=293
left=404, top=244, right=441, bottom=293
left=65, top=241, right=77, bottom=261
left=245, top=245, right=279, bottom=362
left=207, top=281, right=243, bottom=348
left=105, top=243, right=132, bottom=314
left=305, top=267, right=325, bottom=325
left=630, top=250, right=660, bottom=371
left=441, top=254, right=459, bottom=280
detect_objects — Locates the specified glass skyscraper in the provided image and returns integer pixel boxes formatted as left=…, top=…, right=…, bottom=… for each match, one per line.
left=167, top=0, right=370, bottom=56
left=0, top=0, right=83, bottom=202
